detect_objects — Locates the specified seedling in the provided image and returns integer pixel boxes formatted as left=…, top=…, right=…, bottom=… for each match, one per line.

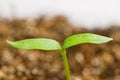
left=7, top=33, right=112, bottom=80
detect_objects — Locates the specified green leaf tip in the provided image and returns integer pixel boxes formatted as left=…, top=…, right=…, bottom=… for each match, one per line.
left=7, top=38, right=61, bottom=50
left=63, top=33, right=113, bottom=48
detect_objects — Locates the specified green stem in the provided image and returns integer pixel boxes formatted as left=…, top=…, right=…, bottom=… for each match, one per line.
left=61, top=49, right=70, bottom=80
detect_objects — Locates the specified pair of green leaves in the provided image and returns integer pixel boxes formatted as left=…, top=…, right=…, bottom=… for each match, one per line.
left=7, top=33, right=113, bottom=50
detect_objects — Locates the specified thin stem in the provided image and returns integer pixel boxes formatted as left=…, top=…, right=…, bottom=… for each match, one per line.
left=61, top=49, right=70, bottom=80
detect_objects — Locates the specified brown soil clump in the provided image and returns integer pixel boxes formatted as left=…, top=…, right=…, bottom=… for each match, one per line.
left=0, top=16, right=120, bottom=80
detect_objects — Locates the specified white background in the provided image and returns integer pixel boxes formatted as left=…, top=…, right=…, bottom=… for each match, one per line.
left=0, top=0, right=120, bottom=29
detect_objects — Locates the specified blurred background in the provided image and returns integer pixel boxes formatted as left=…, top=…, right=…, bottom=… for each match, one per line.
left=0, top=0, right=120, bottom=80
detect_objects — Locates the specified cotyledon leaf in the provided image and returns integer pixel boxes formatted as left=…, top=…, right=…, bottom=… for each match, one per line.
left=63, top=33, right=113, bottom=49
left=7, top=38, right=61, bottom=50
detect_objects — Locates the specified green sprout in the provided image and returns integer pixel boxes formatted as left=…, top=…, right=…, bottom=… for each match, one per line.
left=7, top=33, right=113, bottom=80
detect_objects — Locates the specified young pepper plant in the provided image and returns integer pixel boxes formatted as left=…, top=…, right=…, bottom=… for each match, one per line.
left=7, top=33, right=112, bottom=80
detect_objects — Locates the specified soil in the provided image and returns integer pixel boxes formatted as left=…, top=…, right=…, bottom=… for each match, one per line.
left=0, top=16, right=120, bottom=80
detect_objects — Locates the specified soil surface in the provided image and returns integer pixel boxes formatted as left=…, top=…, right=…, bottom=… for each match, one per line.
left=0, top=16, right=120, bottom=80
